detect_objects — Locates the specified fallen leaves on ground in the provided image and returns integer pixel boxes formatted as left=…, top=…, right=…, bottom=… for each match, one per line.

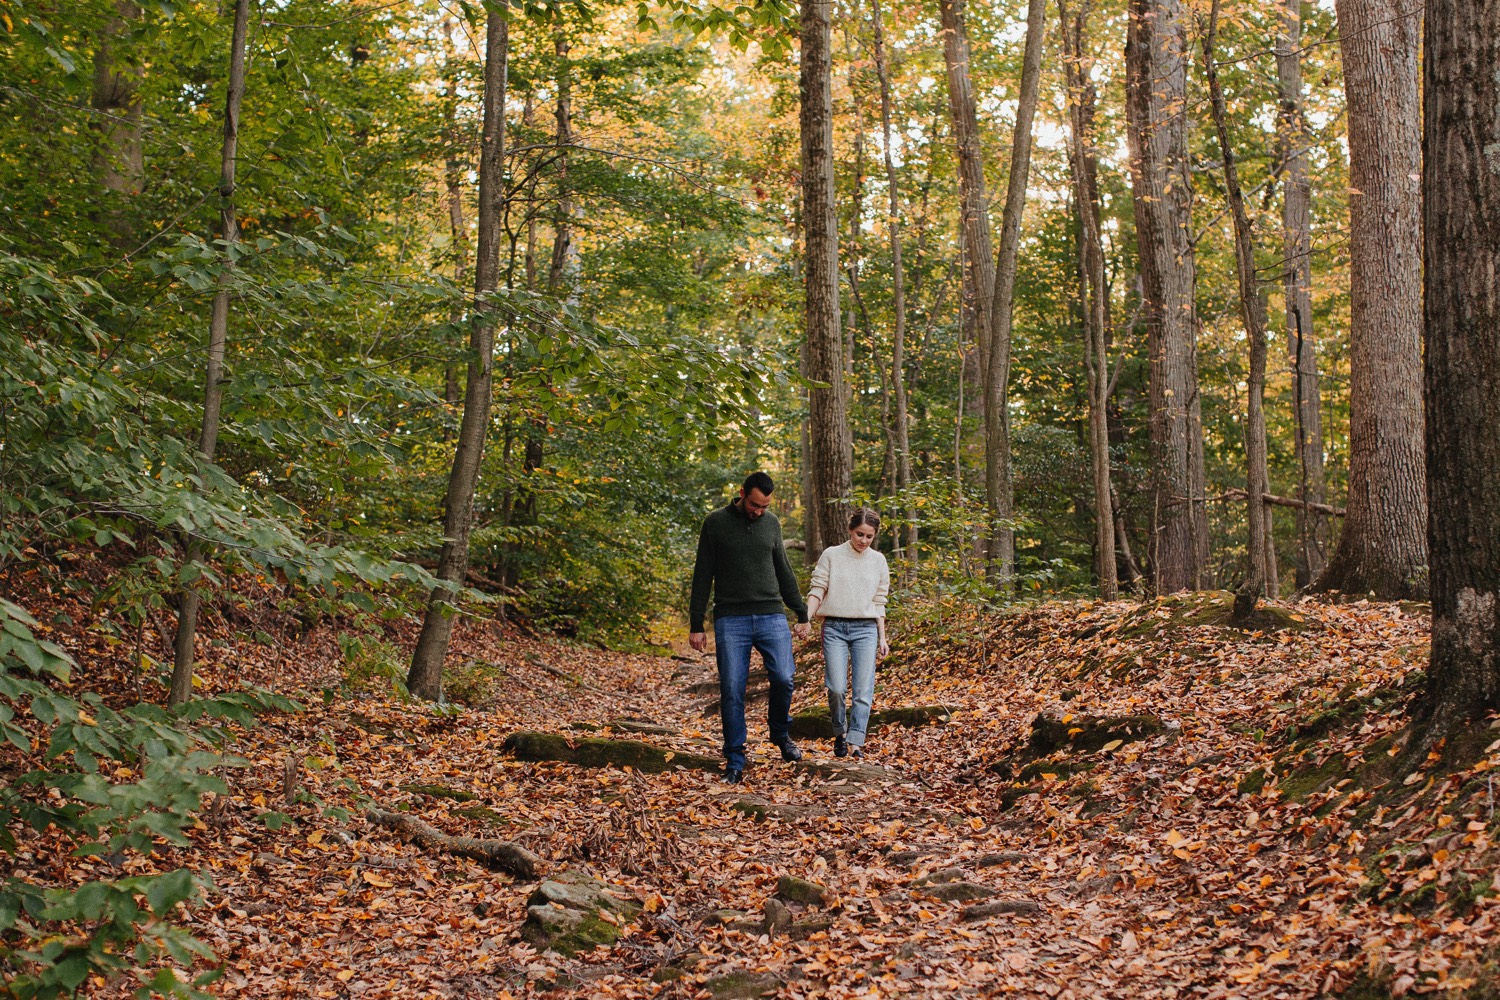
left=9, top=577, right=1500, bottom=999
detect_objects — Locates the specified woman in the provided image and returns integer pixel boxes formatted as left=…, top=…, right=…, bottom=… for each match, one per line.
left=806, top=508, right=890, bottom=758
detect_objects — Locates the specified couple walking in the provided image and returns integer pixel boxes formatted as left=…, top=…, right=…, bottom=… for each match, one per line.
left=688, top=472, right=890, bottom=783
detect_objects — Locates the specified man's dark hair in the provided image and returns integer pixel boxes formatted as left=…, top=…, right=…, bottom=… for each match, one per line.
left=742, top=471, right=775, bottom=496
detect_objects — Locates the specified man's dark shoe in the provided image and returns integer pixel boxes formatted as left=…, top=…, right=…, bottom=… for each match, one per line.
left=834, top=735, right=848, bottom=758
left=777, top=740, right=804, bottom=763
left=724, top=768, right=743, bottom=784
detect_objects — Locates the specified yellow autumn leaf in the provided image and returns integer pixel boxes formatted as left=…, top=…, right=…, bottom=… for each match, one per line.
left=307, top=830, right=324, bottom=846
left=362, top=871, right=393, bottom=888
left=1100, top=739, right=1124, bottom=752
left=1165, top=829, right=1186, bottom=847
left=663, top=751, right=675, bottom=763
left=337, top=970, right=355, bottom=982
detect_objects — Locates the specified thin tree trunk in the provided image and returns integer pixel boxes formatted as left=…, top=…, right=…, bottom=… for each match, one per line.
left=407, top=10, right=508, bottom=701
left=1125, top=0, right=1208, bottom=594
left=984, top=0, right=1046, bottom=584
left=801, top=0, right=852, bottom=555
left=1061, top=0, right=1116, bottom=600
left=1275, top=0, right=1326, bottom=588
left=441, top=21, right=469, bottom=417
left=91, top=0, right=144, bottom=241
left=1316, top=0, right=1427, bottom=599
left=1202, top=0, right=1273, bottom=612
left=1418, top=0, right=1500, bottom=736
left=869, top=0, right=916, bottom=571
left=170, top=0, right=251, bottom=707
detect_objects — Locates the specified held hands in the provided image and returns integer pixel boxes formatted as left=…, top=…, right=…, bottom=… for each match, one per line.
left=793, top=622, right=810, bottom=639
left=689, top=632, right=707, bottom=652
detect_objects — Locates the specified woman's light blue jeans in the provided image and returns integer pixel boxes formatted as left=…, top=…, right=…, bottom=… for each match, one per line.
left=822, top=617, right=878, bottom=747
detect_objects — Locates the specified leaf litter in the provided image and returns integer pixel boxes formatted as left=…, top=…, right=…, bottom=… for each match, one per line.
left=8, top=579, right=1500, bottom=999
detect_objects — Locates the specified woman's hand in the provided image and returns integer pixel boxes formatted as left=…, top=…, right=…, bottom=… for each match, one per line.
left=878, top=639, right=890, bottom=660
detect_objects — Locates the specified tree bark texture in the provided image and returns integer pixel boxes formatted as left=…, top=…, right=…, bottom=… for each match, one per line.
left=1419, top=0, right=1500, bottom=732
left=170, top=0, right=251, bottom=707
left=442, top=20, right=470, bottom=413
left=91, top=0, right=144, bottom=240
left=1274, top=0, right=1327, bottom=587
left=1203, top=0, right=1274, bottom=603
left=407, top=10, right=508, bottom=701
left=1317, top=0, right=1427, bottom=599
left=800, top=0, right=852, bottom=555
left=1061, top=0, right=1117, bottom=600
left=1125, top=0, right=1208, bottom=594
left=984, top=0, right=1047, bottom=584
left=869, top=0, right=916, bottom=569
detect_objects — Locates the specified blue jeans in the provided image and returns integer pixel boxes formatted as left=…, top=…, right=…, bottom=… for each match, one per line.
left=714, top=614, right=796, bottom=770
left=823, top=618, right=878, bottom=746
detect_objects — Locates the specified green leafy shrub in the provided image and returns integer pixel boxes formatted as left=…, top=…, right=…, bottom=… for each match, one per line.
left=1, top=599, right=298, bottom=997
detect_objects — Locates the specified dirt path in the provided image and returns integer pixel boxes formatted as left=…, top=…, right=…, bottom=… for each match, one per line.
left=40, top=595, right=1497, bottom=998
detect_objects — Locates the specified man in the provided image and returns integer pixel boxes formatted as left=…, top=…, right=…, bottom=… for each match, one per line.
left=689, top=471, right=811, bottom=783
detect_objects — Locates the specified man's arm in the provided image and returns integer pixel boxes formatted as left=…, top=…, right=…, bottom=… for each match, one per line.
left=773, top=524, right=809, bottom=625
left=688, top=518, right=714, bottom=637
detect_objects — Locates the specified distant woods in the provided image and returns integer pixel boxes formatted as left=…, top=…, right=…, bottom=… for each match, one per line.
left=0, top=0, right=1495, bottom=726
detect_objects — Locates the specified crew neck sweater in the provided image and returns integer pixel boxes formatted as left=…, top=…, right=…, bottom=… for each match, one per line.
left=807, top=541, right=890, bottom=620
left=688, top=501, right=809, bottom=632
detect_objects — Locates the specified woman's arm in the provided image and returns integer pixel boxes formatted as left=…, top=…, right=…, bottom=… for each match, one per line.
left=876, top=616, right=889, bottom=659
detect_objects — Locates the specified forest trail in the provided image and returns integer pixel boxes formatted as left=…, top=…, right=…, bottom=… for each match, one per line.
left=19, top=587, right=1499, bottom=999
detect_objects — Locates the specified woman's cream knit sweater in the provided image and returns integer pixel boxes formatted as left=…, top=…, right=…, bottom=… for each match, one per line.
left=806, top=541, right=890, bottom=619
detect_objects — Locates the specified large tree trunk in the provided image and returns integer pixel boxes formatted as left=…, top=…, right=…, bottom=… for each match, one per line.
left=1125, top=0, right=1208, bottom=594
left=801, top=0, right=852, bottom=555
left=1275, top=0, right=1327, bottom=588
left=1316, top=0, right=1427, bottom=599
left=91, top=0, right=144, bottom=241
left=984, top=0, right=1047, bottom=584
left=407, top=11, right=508, bottom=701
left=1061, top=0, right=1117, bottom=601
left=869, top=0, right=916, bottom=571
left=170, top=0, right=251, bottom=707
left=1418, top=0, right=1500, bottom=735
left=1202, top=0, right=1274, bottom=609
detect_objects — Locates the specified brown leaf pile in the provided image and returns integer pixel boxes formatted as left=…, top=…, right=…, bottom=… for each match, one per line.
left=9, top=576, right=1500, bottom=999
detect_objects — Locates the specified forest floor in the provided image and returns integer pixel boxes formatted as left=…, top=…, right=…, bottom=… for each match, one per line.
left=10, top=572, right=1500, bottom=999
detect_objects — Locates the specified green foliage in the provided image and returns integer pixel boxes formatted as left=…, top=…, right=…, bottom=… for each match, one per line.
left=0, top=598, right=297, bottom=997
left=336, top=631, right=408, bottom=698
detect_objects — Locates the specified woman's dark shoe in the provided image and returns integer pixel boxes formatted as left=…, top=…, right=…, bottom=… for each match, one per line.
left=777, top=740, right=805, bottom=762
left=851, top=747, right=863, bottom=759
left=834, top=736, right=848, bottom=758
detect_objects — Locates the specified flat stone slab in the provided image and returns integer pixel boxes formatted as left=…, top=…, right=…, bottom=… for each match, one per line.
left=918, top=881, right=999, bottom=903
left=503, top=731, right=720, bottom=774
left=961, top=898, right=1045, bottom=920
left=706, top=971, right=785, bottom=998
left=731, top=796, right=829, bottom=821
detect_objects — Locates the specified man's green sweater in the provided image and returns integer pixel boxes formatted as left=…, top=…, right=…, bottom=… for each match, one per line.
left=689, top=500, right=809, bottom=632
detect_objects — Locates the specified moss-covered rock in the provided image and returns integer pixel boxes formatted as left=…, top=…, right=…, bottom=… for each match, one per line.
left=775, top=875, right=830, bottom=907
left=788, top=704, right=950, bottom=740
left=450, top=804, right=509, bottom=826
left=399, top=783, right=477, bottom=802
left=1028, top=713, right=1165, bottom=754
left=706, top=971, right=784, bottom=999
left=921, top=881, right=999, bottom=903
left=731, top=797, right=827, bottom=821
left=502, top=731, right=721, bottom=774
left=519, top=869, right=643, bottom=956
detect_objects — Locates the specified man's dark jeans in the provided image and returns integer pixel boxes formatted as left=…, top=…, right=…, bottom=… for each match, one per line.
left=713, top=613, right=795, bottom=771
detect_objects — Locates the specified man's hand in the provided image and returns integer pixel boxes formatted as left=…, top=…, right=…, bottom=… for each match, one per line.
left=793, top=622, right=810, bottom=639
left=689, top=632, right=707, bottom=653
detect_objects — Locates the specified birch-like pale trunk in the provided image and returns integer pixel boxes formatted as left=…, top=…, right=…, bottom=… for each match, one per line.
left=1202, top=0, right=1275, bottom=611
left=1060, top=0, right=1117, bottom=600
